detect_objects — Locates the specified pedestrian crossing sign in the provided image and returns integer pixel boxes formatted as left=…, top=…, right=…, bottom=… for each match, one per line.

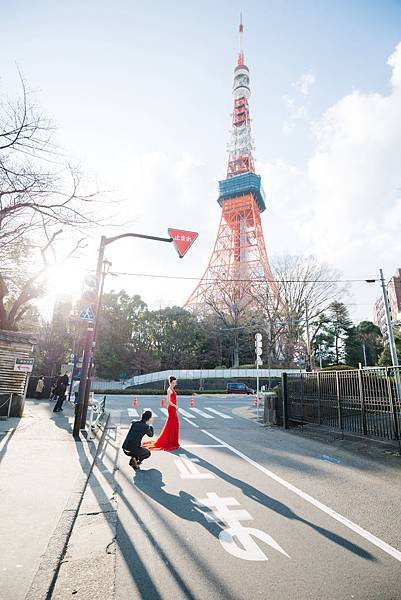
left=79, top=305, right=95, bottom=321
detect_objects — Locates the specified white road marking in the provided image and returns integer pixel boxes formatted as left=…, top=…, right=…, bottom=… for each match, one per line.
left=220, top=526, right=290, bottom=561
left=195, top=492, right=289, bottom=561
left=201, top=430, right=401, bottom=564
left=174, top=453, right=215, bottom=479
left=182, top=417, right=199, bottom=428
left=127, top=408, right=139, bottom=418
left=178, top=408, right=196, bottom=418
left=160, top=407, right=169, bottom=417
left=181, top=444, right=226, bottom=448
left=204, top=407, right=233, bottom=419
left=188, top=407, right=214, bottom=418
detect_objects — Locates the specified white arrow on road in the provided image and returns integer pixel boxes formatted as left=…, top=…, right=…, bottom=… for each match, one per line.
left=174, top=454, right=215, bottom=480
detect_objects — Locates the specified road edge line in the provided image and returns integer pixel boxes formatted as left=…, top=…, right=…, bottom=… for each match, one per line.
left=201, top=429, right=401, bottom=564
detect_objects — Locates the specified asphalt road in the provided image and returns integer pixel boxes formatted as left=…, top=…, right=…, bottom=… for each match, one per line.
left=105, top=394, right=401, bottom=600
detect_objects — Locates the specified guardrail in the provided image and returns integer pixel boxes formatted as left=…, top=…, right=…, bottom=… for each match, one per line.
left=88, top=394, right=107, bottom=434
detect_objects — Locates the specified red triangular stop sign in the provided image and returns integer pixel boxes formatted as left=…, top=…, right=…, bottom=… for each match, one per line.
left=168, top=228, right=198, bottom=258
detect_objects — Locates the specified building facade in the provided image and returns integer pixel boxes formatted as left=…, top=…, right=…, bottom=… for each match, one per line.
left=373, top=268, right=401, bottom=339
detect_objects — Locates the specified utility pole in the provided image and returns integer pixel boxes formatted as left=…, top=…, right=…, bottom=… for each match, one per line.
left=305, top=300, right=312, bottom=371
left=80, top=254, right=112, bottom=428
left=380, top=268, right=399, bottom=367
left=362, top=342, right=368, bottom=367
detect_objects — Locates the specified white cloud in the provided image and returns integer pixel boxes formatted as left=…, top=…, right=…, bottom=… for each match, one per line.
left=261, top=42, right=401, bottom=319
left=294, top=72, right=316, bottom=95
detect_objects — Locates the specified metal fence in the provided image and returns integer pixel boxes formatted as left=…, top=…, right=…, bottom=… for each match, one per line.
left=282, top=368, right=401, bottom=442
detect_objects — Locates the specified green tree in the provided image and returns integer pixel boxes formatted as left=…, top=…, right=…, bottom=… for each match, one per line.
left=96, top=291, right=150, bottom=379
left=345, top=321, right=383, bottom=367
left=317, top=302, right=353, bottom=365
left=378, top=328, right=401, bottom=366
left=146, top=306, right=209, bottom=370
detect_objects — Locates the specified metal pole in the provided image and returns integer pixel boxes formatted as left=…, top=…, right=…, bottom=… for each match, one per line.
left=80, top=236, right=106, bottom=429
left=73, top=327, right=93, bottom=438
left=380, top=268, right=399, bottom=367
left=362, top=342, right=368, bottom=368
left=256, top=359, right=260, bottom=420
left=68, top=353, right=77, bottom=403
left=335, top=371, right=343, bottom=431
left=81, top=258, right=110, bottom=426
left=282, top=372, right=288, bottom=429
left=305, top=300, right=312, bottom=371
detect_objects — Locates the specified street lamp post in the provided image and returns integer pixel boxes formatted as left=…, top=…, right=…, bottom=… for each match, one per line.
left=73, top=231, right=174, bottom=438
left=80, top=258, right=112, bottom=428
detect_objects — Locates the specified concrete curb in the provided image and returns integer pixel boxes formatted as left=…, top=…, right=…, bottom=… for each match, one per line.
left=24, top=414, right=110, bottom=600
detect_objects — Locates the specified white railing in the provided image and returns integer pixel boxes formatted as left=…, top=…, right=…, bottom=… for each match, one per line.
left=91, top=368, right=305, bottom=390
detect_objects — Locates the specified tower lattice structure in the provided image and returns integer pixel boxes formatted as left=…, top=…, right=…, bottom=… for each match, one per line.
left=184, top=19, right=276, bottom=314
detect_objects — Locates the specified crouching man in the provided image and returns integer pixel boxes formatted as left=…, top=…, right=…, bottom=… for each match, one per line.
left=122, top=409, right=154, bottom=470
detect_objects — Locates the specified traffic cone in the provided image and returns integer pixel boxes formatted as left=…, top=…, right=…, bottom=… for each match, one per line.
left=161, top=397, right=166, bottom=407
left=190, top=398, right=195, bottom=407
left=133, top=398, right=139, bottom=408
left=253, top=396, right=258, bottom=407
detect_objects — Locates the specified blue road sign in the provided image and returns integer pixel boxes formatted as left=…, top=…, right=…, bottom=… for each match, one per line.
left=79, top=305, right=95, bottom=321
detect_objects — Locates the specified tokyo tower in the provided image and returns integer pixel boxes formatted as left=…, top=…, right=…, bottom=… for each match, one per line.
left=184, top=18, right=276, bottom=315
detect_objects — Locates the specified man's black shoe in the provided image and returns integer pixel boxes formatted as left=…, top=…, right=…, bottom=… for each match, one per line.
left=129, top=457, right=140, bottom=470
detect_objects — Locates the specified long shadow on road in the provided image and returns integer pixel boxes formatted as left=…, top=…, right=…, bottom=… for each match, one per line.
left=179, top=449, right=375, bottom=562
left=80, top=428, right=236, bottom=600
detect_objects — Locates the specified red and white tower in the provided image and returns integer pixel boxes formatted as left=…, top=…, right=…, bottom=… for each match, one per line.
left=184, top=18, right=276, bottom=314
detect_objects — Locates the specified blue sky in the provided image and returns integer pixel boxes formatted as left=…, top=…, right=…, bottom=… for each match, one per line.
left=2, top=1, right=401, bottom=319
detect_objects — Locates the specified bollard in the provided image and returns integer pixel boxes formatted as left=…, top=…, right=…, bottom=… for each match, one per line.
left=190, top=398, right=195, bottom=407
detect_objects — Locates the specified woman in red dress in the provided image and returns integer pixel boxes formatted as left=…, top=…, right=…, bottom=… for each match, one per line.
left=144, top=376, right=179, bottom=451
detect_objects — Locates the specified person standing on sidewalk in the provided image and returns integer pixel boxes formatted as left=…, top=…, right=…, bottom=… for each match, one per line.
left=53, top=371, right=71, bottom=413
left=50, top=373, right=60, bottom=402
left=35, top=376, right=45, bottom=399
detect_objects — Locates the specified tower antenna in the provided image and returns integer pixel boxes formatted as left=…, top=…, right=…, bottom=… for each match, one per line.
left=238, top=13, right=244, bottom=66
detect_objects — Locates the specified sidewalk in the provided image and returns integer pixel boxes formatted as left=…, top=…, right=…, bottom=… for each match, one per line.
left=0, top=398, right=106, bottom=600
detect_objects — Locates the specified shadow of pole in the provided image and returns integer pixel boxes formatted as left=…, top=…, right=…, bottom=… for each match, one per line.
left=179, top=449, right=376, bottom=562
left=78, top=428, right=233, bottom=600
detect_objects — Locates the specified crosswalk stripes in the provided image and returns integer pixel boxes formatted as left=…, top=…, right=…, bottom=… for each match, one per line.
left=128, top=408, right=159, bottom=418
left=178, top=408, right=196, bottom=418
left=203, top=407, right=233, bottom=419
left=126, top=406, right=233, bottom=421
left=187, top=407, right=214, bottom=419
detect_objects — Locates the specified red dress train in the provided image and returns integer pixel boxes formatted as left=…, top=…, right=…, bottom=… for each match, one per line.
left=143, top=390, right=179, bottom=451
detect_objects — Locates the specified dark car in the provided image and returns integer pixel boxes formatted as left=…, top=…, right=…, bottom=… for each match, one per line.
left=226, top=382, right=255, bottom=395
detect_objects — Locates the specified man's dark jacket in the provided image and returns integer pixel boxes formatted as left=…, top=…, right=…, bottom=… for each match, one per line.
left=123, top=420, right=154, bottom=452
left=56, top=374, right=69, bottom=395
